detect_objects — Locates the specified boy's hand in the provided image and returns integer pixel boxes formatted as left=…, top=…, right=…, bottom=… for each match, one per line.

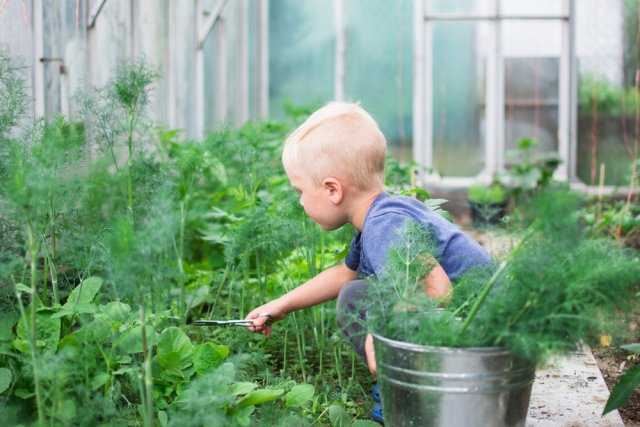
left=245, top=301, right=287, bottom=339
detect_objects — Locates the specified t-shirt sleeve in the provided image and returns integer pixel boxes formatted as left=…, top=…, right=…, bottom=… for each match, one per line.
left=344, top=231, right=361, bottom=272
left=363, top=213, right=415, bottom=277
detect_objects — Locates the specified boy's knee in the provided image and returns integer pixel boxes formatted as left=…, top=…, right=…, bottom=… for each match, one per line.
left=336, top=279, right=368, bottom=315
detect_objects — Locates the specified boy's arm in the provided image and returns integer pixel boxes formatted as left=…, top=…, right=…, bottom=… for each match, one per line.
left=424, top=262, right=452, bottom=299
left=245, top=262, right=357, bottom=337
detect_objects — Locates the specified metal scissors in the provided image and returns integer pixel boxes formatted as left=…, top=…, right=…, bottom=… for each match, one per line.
left=191, top=313, right=272, bottom=327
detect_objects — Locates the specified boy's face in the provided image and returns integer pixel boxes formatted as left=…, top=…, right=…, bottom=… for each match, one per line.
left=287, top=172, right=346, bottom=231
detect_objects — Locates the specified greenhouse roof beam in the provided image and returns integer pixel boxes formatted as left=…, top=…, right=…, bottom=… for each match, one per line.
left=87, top=0, right=108, bottom=29
left=197, top=0, right=228, bottom=49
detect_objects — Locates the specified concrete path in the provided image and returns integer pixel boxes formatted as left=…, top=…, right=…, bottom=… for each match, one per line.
left=527, top=347, right=624, bottom=426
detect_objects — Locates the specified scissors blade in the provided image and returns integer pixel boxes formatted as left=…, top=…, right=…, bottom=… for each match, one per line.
left=192, top=319, right=254, bottom=327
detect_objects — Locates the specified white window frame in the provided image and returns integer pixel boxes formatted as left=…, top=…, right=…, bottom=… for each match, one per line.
left=413, top=0, right=577, bottom=188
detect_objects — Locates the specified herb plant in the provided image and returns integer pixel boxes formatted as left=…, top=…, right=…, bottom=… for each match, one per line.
left=364, top=189, right=640, bottom=367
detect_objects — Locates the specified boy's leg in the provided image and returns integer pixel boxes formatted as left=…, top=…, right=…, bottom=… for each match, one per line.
left=336, top=279, right=369, bottom=362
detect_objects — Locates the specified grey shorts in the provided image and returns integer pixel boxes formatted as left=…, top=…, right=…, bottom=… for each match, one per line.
left=336, top=279, right=370, bottom=363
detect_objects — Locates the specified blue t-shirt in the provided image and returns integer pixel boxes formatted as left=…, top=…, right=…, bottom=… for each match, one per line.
left=345, top=193, right=492, bottom=282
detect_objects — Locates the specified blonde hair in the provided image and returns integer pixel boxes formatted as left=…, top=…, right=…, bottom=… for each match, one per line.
left=282, top=102, right=386, bottom=190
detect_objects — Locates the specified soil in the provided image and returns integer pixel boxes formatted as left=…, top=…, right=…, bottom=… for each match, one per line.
left=592, top=333, right=640, bottom=427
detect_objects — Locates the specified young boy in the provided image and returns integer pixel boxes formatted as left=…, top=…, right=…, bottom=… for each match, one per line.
left=245, top=101, right=492, bottom=382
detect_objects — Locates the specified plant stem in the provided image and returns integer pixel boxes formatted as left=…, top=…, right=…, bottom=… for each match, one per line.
left=139, top=303, right=154, bottom=427
left=458, top=222, right=538, bottom=337
left=26, top=226, right=45, bottom=425
left=174, top=200, right=186, bottom=323
left=40, top=230, right=59, bottom=305
left=126, top=107, right=136, bottom=214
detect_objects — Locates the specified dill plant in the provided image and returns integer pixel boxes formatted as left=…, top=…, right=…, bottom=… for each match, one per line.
left=364, top=189, right=640, bottom=366
left=0, top=49, right=91, bottom=423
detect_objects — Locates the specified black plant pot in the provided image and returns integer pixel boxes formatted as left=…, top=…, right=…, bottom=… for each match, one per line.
left=469, top=200, right=506, bottom=227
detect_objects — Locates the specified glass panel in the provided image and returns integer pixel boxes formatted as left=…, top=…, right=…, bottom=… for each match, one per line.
left=225, top=1, right=240, bottom=125
left=576, top=0, right=634, bottom=186
left=428, top=0, right=494, bottom=16
left=344, top=0, right=413, bottom=161
left=203, top=25, right=220, bottom=131
left=269, top=0, right=334, bottom=120
left=247, top=1, right=259, bottom=120
left=431, top=21, right=489, bottom=177
left=500, top=0, right=563, bottom=17
left=504, top=58, right=559, bottom=155
left=502, top=21, right=561, bottom=161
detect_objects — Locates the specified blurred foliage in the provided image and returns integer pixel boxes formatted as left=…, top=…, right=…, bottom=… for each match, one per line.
left=578, top=73, right=638, bottom=117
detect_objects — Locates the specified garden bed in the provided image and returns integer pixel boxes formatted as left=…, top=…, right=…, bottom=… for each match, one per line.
left=593, top=331, right=640, bottom=426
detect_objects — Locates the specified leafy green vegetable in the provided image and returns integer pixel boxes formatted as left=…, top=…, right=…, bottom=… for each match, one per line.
left=284, top=383, right=315, bottom=408
left=236, top=388, right=285, bottom=408
left=193, top=342, right=229, bottom=375
left=0, top=368, right=12, bottom=393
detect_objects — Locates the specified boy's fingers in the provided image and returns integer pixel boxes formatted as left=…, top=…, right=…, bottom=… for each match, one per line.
left=263, top=325, right=272, bottom=339
left=245, top=313, right=272, bottom=333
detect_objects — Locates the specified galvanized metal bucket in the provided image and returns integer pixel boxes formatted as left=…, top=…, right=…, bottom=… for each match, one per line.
left=373, top=334, right=535, bottom=427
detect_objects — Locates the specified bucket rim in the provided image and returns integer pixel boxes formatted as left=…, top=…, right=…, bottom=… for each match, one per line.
left=372, top=333, right=513, bottom=355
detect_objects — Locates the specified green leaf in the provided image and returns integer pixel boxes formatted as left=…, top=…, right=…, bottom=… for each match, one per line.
left=100, top=301, right=131, bottom=323
left=328, top=405, right=351, bottom=427
left=157, top=327, right=192, bottom=370
left=158, top=410, right=168, bottom=427
left=158, top=351, right=182, bottom=371
left=14, top=388, right=34, bottom=399
left=0, top=368, right=12, bottom=393
left=233, top=405, right=255, bottom=426
left=193, top=342, right=229, bottom=375
left=285, top=384, right=315, bottom=408
left=603, top=365, right=640, bottom=415
left=16, top=307, right=61, bottom=355
left=118, top=325, right=157, bottom=354
left=621, top=343, right=640, bottom=354
left=57, top=399, right=76, bottom=421
left=15, top=283, right=32, bottom=295
left=231, top=382, right=258, bottom=396
left=0, top=315, right=18, bottom=341
left=236, top=388, right=284, bottom=408
left=91, top=372, right=110, bottom=390
left=65, top=276, right=102, bottom=307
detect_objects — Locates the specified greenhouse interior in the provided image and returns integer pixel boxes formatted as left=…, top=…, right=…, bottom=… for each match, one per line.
left=0, top=0, right=639, bottom=426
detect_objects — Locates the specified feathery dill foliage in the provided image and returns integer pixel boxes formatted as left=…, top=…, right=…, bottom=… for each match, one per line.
left=366, top=189, right=640, bottom=365
left=0, top=46, right=29, bottom=136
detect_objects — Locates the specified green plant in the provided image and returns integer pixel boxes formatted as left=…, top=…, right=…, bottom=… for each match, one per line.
left=467, top=183, right=507, bottom=227
left=581, top=198, right=640, bottom=249
left=579, top=73, right=637, bottom=117
left=603, top=343, right=640, bottom=416
left=502, top=138, right=562, bottom=201
left=468, top=184, right=506, bottom=205
left=363, top=189, right=640, bottom=367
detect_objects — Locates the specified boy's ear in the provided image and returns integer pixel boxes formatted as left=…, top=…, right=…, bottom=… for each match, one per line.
left=323, top=177, right=343, bottom=205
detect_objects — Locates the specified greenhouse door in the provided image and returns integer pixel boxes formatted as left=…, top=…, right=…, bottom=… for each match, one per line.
left=413, top=0, right=576, bottom=186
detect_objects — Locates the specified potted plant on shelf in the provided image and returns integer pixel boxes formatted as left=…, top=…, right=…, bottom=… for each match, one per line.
left=501, top=137, right=563, bottom=202
left=467, top=182, right=507, bottom=227
left=362, top=189, right=640, bottom=427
